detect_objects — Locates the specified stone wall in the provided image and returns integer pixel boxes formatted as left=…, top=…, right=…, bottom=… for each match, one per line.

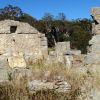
left=0, top=19, right=82, bottom=81
left=47, top=41, right=82, bottom=69
left=0, top=20, right=48, bottom=68
left=85, top=8, right=100, bottom=66
left=91, top=8, right=100, bottom=35
left=81, top=8, right=100, bottom=100
left=0, top=20, right=38, bottom=34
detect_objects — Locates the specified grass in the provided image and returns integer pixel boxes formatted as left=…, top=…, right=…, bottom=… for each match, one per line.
left=0, top=81, right=81, bottom=100
left=48, top=48, right=55, bottom=53
left=26, top=59, right=86, bottom=100
left=0, top=59, right=99, bottom=100
left=0, top=79, right=29, bottom=100
left=31, top=89, right=79, bottom=100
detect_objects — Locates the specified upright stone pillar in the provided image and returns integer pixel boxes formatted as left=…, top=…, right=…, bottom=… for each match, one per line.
left=79, top=8, right=100, bottom=100
left=40, top=34, right=48, bottom=59
left=54, top=42, right=73, bottom=69
left=85, top=8, right=100, bottom=68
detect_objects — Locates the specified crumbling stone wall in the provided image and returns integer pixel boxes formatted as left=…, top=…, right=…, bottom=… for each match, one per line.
left=47, top=41, right=82, bottom=69
left=0, top=20, right=82, bottom=69
left=0, top=20, right=48, bottom=68
left=81, top=8, right=100, bottom=100
left=85, top=8, right=100, bottom=66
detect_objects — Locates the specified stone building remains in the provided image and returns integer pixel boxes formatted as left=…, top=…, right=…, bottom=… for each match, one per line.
left=0, top=20, right=48, bottom=68
left=85, top=8, right=100, bottom=73
left=0, top=20, right=81, bottom=70
left=0, top=8, right=100, bottom=99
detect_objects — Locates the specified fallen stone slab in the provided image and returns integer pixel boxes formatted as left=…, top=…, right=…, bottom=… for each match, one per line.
left=28, top=80, right=71, bottom=93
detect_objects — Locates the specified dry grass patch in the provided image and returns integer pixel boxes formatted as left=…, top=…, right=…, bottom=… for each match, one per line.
left=0, top=59, right=89, bottom=100
left=27, top=59, right=87, bottom=100
left=0, top=78, right=29, bottom=100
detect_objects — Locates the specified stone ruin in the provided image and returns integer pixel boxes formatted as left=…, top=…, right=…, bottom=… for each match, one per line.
left=75, top=8, right=100, bottom=100
left=0, top=19, right=82, bottom=81
left=0, top=8, right=100, bottom=99
left=0, top=20, right=48, bottom=68
left=85, top=8, right=100, bottom=74
left=0, top=20, right=81, bottom=68
left=47, top=42, right=82, bottom=68
left=1, top=7, right=100, bottom=82
left=0, top=20, right=48, bottom=81
left=0, top=8, right=100, bottom=100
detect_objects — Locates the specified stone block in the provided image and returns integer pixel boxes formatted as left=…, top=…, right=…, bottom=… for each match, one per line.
left=28, top=80, right=71, bottom=93
left=8, top=52, right=26, bottom=68
left=89, top=35, right=100, bottom=45
left=91, top=8, right=100, bottom=23
left=55, top=42, right=70, bottom=55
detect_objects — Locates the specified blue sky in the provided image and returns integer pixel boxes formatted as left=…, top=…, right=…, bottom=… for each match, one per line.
left=0, top=0, right=100, bottom=20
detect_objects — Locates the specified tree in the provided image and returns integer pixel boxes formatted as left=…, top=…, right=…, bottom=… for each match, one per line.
left=0, top=5, right=92, bottom=53
left=42, top=13, right=54, bottom=21
left=57, top=13, right=66, bottom=21
left=66, top=18, right=92, bottom=53
left=0, top=5, right=23, bottom=20
left=19, top=13, right=37, bottom=27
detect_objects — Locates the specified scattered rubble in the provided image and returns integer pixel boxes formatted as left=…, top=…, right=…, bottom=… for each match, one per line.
left=28, top=80, right=71, bottom=93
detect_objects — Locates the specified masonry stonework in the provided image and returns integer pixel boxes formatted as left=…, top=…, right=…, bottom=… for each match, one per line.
left=0, top=20, right=48, bottom=68
left=0, top=19, right=84, bottom=81
left=85, top=8, right=100, bottom=66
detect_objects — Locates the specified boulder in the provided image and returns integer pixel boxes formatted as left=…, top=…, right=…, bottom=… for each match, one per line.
left=8, top=52, right=26, bottom=68
left=91, top=8, right=100, bottom=23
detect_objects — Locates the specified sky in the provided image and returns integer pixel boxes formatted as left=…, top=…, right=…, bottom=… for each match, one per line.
left=0, top=0, right=100, bottom=20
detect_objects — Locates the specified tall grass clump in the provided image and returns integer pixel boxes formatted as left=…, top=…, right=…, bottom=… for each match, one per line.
left=0, top=58, right=88, bottom=100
